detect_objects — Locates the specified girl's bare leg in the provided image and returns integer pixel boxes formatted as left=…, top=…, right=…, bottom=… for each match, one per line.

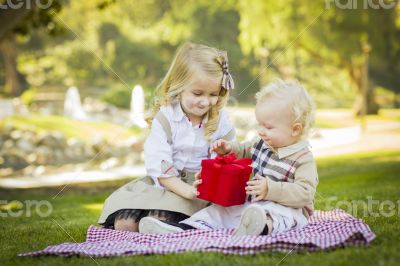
left=114, top=218, right=139, bottom=232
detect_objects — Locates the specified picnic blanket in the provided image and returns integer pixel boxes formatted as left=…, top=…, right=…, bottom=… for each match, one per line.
left=19, top=209, right=375, bottom=257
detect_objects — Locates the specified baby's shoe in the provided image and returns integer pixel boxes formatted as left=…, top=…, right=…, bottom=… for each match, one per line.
left=233, top=204, right=270, bottom=236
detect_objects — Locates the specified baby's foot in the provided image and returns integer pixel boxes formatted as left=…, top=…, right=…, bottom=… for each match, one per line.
left=233, top=204, right=269, bottom=236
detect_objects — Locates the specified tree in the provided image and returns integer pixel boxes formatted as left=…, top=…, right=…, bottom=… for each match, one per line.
left=236, top=0, right=400, bottom=113
left=307, top=1, right=400, bottom=114
left=0, top=0, right=63, bottom=96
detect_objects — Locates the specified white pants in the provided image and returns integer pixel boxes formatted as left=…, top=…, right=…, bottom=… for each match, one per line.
left=180, top=201, right=308, bottom=234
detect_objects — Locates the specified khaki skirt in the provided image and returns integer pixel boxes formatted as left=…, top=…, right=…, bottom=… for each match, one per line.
left=98, top=171, right=209, bottom=224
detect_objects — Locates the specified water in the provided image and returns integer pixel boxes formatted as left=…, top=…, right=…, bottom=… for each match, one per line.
left=64, top=86, right=87, bottom=120
left=130, top=85, right=148, bottom=128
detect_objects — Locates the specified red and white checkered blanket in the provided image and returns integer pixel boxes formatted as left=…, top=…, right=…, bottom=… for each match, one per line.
left=19, top=209, right=375, bottom=257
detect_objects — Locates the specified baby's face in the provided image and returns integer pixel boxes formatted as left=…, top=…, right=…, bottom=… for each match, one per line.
left=255, top=98, right=299, bottom=149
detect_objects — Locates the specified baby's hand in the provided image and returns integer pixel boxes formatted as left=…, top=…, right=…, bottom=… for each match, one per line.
left=211, top=139, right=232, bottom=155
left=245, top=174, right=268, bottom=202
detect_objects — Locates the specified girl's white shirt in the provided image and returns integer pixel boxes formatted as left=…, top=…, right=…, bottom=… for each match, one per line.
left=144, top=101, right=235, bottom=188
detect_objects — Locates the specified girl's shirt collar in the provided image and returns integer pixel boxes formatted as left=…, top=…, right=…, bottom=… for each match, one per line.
left=170, top=101, right=209, bottom=127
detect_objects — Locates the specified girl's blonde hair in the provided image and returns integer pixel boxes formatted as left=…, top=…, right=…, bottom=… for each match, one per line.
left=255, top=79, right=315, bottom=138
left=147, top=42, right=231, bottom=141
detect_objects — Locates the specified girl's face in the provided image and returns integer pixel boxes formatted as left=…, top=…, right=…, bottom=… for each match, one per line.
left=180, top=75, right=221, bottom=120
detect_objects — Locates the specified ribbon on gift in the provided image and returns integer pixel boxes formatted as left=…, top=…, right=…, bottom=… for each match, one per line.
left=214, top=153, right=251, bottom=169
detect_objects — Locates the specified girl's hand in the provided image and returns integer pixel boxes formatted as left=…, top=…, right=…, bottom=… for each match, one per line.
left=211, top=139, right=232, bottom=155
left=187, top=186, right=199, bottom=200
left=194, top=169, right=201, bottom=181
left=245, top=174, right=269, bottom=202
left=185, top=169, right=202, bottom=200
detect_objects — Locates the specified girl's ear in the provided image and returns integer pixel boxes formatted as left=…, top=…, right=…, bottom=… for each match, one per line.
left=291, top=122, right=303, bottom=137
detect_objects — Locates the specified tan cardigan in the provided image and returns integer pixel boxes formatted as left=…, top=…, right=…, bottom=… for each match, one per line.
left=231, top=139, right=319, bottom=218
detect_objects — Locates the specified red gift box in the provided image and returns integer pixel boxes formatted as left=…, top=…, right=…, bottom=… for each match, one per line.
left=197, top=153, right=252, bottom=207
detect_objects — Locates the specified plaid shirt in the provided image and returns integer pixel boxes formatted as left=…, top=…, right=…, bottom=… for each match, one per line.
left=251, top=139, right=310, bottom=182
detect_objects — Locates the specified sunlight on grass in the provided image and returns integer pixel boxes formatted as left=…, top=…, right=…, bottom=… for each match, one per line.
left=0, top=200, right=23, bottom=211
left=368, top=109, right=400, bottom=123
left=317, top=149, right=400, bottom=163
left=307, top=109, right=398, bottom=128
left=0, top=114, right=143, bottom=143
left=81, top=203, right=103, bottom=211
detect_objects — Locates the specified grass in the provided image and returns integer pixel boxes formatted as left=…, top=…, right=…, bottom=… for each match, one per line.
left=1, top=150, right=399, bottom=265
left=314, top=108, right=400, bottom=129
left=0, top=114, right=143, bottom=143
left=232, top=107, right=400, bottom=129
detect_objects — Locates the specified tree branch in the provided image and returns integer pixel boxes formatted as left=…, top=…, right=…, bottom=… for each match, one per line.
left=0, top=1, right=36, bottom=41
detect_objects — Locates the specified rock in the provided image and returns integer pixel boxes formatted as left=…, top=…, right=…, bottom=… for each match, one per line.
left=0, top=150, right=29, bottom=170
left=33, top=165, right=46, bottom=177
left=26, top=153, right=37, bottom=164
left=100, top=157, right=119, bottom=170
left=84, top=145, right=96, bottom=158
left=1, top=124, right=16, bottom=136
left=3, top=139, right=14, bottom=150
left=0, top=168, right=13, bottom=177
left=10, top=130, right=23, bottom=140
left=91, top=139, right=112, bottom=160
left=22, top=130, right=37, bottom=143
left=128, top=136, right=146, bottom=151
left=52, top=131, right=67, bottom=148
left=16, top=138, right=35, bottom=153
left=37, top=132, right=66, bottom=150
left=23, top=165, right=36, bottom=176
left=35, top=146, right=53, bottom=165
left=123, top=153, right=142, bottom=165
left=54, top=150, right=65, bottom=164
left=66, top=138, right=86, bottom=161
left=0, top=123, right=146, bottom=172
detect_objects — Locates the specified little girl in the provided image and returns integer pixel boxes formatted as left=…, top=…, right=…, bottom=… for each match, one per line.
left=97, top=42, right=236, bottom=232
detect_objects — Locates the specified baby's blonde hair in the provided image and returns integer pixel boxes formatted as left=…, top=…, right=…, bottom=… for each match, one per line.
left=148, top=42, right=230, bottom=141
left=255, top=79, right=315, bottom=138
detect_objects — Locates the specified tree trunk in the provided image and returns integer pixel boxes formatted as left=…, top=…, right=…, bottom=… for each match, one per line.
left=347, top=60, right=379, bottom=116
left=0, top=33, right=23, bottom=97
left=366, top=85, right=379, bottom=114
left=353, top=86, right=379, bottom=115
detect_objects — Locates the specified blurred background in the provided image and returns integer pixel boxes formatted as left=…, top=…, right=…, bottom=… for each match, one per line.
left=0, top=0, right=399, bottom=187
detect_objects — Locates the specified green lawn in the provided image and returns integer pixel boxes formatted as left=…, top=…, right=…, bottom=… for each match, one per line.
left=314, top=108, right=400, bottom=129
left=0, top=114, right=142, bottom=143
left=232, top=107, right=400, bottom=129
left=1, top=150, right=399, bottom=265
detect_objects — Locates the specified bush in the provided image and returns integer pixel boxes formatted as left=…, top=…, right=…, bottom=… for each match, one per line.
left=20, top=87, right=38, bottom=106
left=101, top=86, right=131, bottom=109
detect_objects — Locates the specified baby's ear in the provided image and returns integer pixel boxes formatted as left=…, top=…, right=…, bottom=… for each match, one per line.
left=291, top=122, right=303, bottom=137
